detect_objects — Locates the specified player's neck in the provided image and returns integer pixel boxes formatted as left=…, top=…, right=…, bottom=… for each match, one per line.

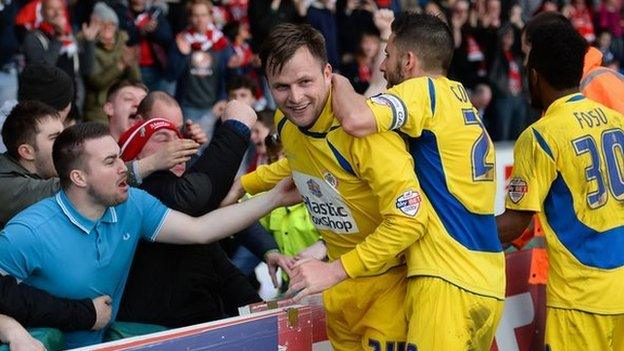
left=543, top=87, right=579, bottom=110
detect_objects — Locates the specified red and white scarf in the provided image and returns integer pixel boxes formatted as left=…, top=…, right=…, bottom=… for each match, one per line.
left=183, top=24, right=228, bottom=52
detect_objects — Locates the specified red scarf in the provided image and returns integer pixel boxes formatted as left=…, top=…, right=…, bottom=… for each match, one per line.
left=183, top=25, right=228, bottom=52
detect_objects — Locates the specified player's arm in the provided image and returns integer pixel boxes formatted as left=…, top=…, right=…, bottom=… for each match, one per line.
left=497, top=128, right=556, bottom=243
left=340, top=132, right=429, bottom=277
left=331, top=74, right=378, bottom=137
left=332, top=75, right=432, bottom=138
left=496, top=210, right=534, bottom=244
left=287, top=133, right=429, bottom=300
left=220, top=158, right=292, bottom=206
left=156, top=177, right=301, bottom=244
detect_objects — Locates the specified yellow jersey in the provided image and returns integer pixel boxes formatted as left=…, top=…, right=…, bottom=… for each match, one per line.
left=242, top=95, right=430, bottom=278
left=506, top=93, right=624, bottom=314
left=366, top=76, right=505, bottom=299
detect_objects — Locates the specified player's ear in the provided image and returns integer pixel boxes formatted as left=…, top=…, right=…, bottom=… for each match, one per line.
left=404, top=51, right=417, bottom=74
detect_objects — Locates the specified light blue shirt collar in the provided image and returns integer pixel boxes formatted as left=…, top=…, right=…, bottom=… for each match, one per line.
left=55, top=191, right=118, bottom=234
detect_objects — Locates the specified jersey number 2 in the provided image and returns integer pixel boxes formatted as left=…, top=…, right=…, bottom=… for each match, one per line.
left=463, top=109, right=494, bottom=181
left=572, top=128, right=624, bottom=208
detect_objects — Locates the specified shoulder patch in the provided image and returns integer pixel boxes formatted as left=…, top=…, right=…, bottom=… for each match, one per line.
left=508, top=177, right=528, bottom=204
left=396, top=190, right=422, bottom=216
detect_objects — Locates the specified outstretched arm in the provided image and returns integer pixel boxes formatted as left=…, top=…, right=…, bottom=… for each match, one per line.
left=156, top=178, right=301, bottom=245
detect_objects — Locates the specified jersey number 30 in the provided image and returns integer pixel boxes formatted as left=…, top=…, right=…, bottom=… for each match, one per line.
left=573, top=128, right=624, bottom=208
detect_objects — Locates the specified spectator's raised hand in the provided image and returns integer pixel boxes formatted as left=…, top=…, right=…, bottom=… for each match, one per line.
left=91, top=295, right=112, bottom=330
left=212, top=100, right=228, bottom=120
left=143, top=18, right=158, bottom=33
left=151, top=138, right=200, bottom=171
left=221, top=100, right=257, bottom=128
left=223, top=100, right=257, bottom=128
left=82, top=18, right=101, bottom=41
left=184, top=120, right=208, bottom=145
left=176, top=33, right=192, bottom=55
left=373, top=9, right=394, bottom=39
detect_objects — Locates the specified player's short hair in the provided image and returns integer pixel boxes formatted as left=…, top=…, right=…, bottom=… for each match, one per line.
left=523, top=11, right=569, bottom=45
left=527, top=21, right=588, bottom=90
left=260, top=23, right=328, bottom=76
left=53, top=122, right=110, bottom=189
left=2, top=101, right=61, bottom=160
left=136, top=91, right=178, bottom=118
left=106, top=79, right=148, bottom=102
left=226, top=75, right=257, bottom=95
left=391, top=12, right=454, bottom=73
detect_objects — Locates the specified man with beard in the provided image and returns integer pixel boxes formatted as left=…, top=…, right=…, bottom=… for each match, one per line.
left=496, top=20, right=624, bottom=350
left=330, top=13, right=505, bottom=350
left=224, top=23, right=433, bottom=350
left=0, top=118, right=300, bottom=348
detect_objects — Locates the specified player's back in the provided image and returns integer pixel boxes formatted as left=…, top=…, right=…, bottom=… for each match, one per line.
left=367, top=76, right=505, bottom=298
left=511, top=93, right=624, bottom=313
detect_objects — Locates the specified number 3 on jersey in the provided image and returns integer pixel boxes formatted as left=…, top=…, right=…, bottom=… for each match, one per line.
left=462, top=109, right=495, bottom=181
left=572, top=128, right=624, bottom=208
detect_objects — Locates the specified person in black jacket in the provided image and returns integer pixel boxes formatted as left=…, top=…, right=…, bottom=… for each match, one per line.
left=116, top=105, right=293, bottom=328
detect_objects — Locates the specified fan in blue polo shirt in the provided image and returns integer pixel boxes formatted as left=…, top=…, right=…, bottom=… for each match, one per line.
left=0, top=113, right=299, bottom=348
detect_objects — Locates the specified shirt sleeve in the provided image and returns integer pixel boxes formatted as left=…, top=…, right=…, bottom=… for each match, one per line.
left=365, top=78, right=433, bottom=138
left=0, top=223, right=42, bottom=281
left=241, top=157, right=292, bottom=195
left=132, top=188, right=171, bottom=242
left=505, top=128, right=558, bottom=212
left=340, top=132, right=430, bottom=278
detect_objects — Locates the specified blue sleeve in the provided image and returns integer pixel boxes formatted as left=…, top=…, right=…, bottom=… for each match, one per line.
left=0, top=223, right=42, bottom=281
left=149, top=13, right=174, bottom=47
left=131, top=189, right=170, bottom=242
left=165, top=45, right=189, bottom=82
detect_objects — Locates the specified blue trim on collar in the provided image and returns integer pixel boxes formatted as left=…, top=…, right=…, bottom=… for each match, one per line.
left=566, top=94, right=585, bottom=102
left=427, top=78, right=436, bottom=116
left=298, top=125, right=341, bottom=139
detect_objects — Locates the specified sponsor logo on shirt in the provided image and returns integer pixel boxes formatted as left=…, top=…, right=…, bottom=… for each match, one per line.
left=395, top=190, right=422, bottom=216
left=508, top=177, right=528, bottom=203
left=293, top=171, right=359, bottom=234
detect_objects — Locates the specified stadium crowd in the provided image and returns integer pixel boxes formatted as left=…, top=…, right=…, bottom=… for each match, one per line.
left=0, top=0, right=623, bottom=350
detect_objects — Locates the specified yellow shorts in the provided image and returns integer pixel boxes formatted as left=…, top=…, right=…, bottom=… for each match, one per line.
left=323, top=265, right=407, bottom=351
left=545, top=307, right=624, bottom=351
left=405, top=276, right=503, bottom=351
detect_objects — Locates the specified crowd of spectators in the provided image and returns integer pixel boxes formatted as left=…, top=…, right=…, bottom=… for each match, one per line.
left=0, top=0, right=622, bottom=349
left=0, top=0, right=622, bottom=142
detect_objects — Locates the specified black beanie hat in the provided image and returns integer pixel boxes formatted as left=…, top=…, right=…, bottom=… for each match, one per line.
left=18, top=64, right=74, bottom=111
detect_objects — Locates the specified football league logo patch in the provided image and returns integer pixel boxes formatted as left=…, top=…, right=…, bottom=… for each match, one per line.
left=396, top=190, right=422, bottom=216
left=508, top=177, right=528, bottom=203
left=307, top=179, right=323, bottom=198
left=323, top=171, right=338, bottom=188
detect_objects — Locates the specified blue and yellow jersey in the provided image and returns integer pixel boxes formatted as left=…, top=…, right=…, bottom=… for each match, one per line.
left=366, top=76, right=505, bottom=299
left=242, top=95, right=430, bottom=278
left=506, top=93, right=624, bottom=314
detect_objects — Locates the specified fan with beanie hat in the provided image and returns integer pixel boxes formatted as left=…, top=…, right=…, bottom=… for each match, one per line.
left=118, top=118, right=182, bottom=162
left=18, top=63, right=75, bottom=113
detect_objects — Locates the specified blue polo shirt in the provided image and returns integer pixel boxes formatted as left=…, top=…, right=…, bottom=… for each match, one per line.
left=0, top=187, right=170, bottom=348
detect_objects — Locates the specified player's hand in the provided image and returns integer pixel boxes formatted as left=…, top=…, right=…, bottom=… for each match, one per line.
left=295, top=240, right=327, bottom=260
left=285, top=258, right=347, bottom=302
left=265, top=251, right=296, bottom=287
left=91, top=295, right=112, bottom=330
left=269, top=177, right=301, bottom=208
left=184, top=120, right=208, bottom=145
left=220, top=178, right=245, bottom=207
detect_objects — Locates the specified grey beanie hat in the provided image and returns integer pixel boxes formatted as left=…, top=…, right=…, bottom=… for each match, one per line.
left=92, top=2, right=119, bottom=25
